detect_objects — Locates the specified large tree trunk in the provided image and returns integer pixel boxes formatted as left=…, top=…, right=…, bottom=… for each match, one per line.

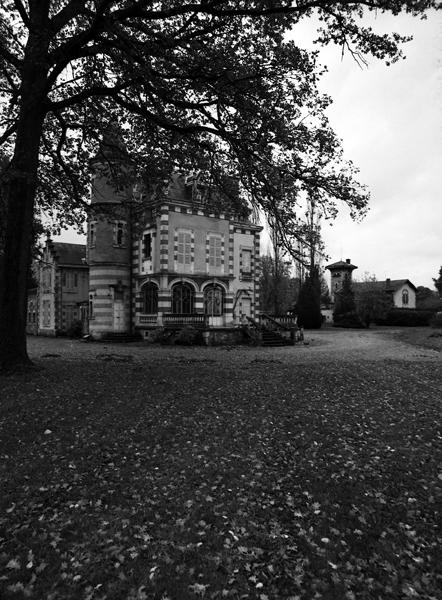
left=0, top=23, right=48, bottom=371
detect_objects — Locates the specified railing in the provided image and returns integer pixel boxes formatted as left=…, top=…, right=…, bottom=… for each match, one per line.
left=138, top=314, right=158, bottom=325
left=163, top=313, right=208, bottom=328
left=259, top=313, right=297, bottom=332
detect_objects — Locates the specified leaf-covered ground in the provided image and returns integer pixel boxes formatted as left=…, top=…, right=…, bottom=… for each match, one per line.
left=1, top=334, right=441, bottom=599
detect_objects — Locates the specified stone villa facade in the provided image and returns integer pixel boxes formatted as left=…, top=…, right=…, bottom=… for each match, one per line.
left=29, top=147, right=262, bottom=340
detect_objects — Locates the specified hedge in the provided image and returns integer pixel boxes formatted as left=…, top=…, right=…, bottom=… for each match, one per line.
left=375, top=308, right=434, bottom=327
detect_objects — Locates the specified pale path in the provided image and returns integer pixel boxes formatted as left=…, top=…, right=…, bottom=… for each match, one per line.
left=26, top=328, right=441, bottom=365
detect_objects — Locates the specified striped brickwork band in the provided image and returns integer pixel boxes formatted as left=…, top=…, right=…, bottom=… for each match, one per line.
left=158, top=290, right=171, bottom=313
left=89, top=265, right=131, bottom=333
left=224, top=294, right=234, bottom=317
left=131, top=239, right=139, bottom=328
left=228, top=224, right=235, bottom=276
left=254, top=232, right=261, bottom=314
left=170, top=203, right=226, bottom=221
left=159, top=205, right=169, bottom=272
left=195, top=292, right=204, bottom=313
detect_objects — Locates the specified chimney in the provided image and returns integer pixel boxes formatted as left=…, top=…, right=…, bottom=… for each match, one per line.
left=346, top=258, right=351, bottom=264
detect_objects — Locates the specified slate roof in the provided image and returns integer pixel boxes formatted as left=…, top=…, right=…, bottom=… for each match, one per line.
left=326, top=260, right=358, bottom=271
left=51, top=242, right=87, bottom=266
left=353, top=279, right=416, bottom=292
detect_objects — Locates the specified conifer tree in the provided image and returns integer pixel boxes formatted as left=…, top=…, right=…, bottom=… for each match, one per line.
left=333, top=273, right=364, bottom=327
left=296, top=267, right=322, bottom=329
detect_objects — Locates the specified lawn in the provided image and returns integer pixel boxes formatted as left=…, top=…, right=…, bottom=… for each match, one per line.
left=1, top=345, right=441, bottom=599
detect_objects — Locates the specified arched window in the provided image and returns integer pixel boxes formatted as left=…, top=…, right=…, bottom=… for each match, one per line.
left=172, top=282, right=195, bottom=314
left=142, top=282, right=158, bottom=314
left=204, top=284, right=224, bottom=316
left=402, top=289, right=409, bottom=305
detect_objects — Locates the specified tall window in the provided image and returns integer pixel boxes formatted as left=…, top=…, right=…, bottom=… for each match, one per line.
left=204, top=284, right=224, bottom=316
left=143, top=233, right=152, bottom=259
left=241, top=249, right=252, bottom=278
left=402, top=289, right=409, bottom=305
left=62, top=271, right=78, bottom=289
left=28, top=301, right=34, bottom=324
left=177, top=231, right=192, bottom=265
left=209, top=235, right=222, bottom=268
left=172, top=282, right=195, bottom=314
left=142, top=282, right=158, bottom=314
left=89, top=221, right=96, bottom=247
left=42, top=267, right=52, bottom=291
left=113, top=221, right=126, bottom=247
left=42, top=300, right=51, bottom=327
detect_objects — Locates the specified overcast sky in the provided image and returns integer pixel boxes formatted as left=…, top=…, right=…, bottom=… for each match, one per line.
left=56, top=9, right=441, bottom=289
left=295, top=10, right=441, bottom=289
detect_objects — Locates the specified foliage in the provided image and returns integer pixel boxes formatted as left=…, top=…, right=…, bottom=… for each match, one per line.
left=333, top=273, right=364, bottom=327
left=433, top=267, right=442, bottom=297
left=173, top=326, right=204, bottom=346
left=354, top=275, right=394, bottom=327
left=1, top=337, right=441, bottom=599
left=416, top=285, right=442, bottom=310
left=259, top=255, right=297, bottom=315
left=416, top=286, right=442, bottom=311
left=296, top=267, right=322, bottom=329
left=375, top=308, right=433, bottom=327
left=430, top=312, right=442, bottom=328
left=65, top=319, right=83, bottom=339
left=1, top=1, right=439, bottom=368
left=319, top=272, right=332, bottom=307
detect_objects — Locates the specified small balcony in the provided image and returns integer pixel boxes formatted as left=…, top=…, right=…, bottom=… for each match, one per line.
left=163, top=313, right=208, bottom=329
left=137, top=314, right=159, bottom=326
left=137, top=313, right=210, bottom=329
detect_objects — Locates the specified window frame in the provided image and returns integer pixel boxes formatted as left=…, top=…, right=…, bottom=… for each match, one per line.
left=171, top=282, right=195, bottom=314
left=208, top=234, right=222, bottom=269
left=141, top=282, right=158, bottom=314
left=113, top=221, right=127, bottom=247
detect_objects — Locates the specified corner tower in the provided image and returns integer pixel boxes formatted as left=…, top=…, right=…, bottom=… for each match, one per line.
left=87, top=132, right=133, bottom=339
left=325, top=258, right=358, bottom=304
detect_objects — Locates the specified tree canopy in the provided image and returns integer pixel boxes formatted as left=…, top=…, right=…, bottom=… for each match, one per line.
left=259, top=255, right=298, bottom=315
left=354, top=274, right=394, bottom=327
left=0, top=0, right=439, bottom=368
left=433, top=267, right=442, bottom=297
left=296, top=266, right=322, bottom=329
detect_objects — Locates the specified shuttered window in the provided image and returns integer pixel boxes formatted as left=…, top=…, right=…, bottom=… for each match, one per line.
left=209, top=236, right=222, bottom=267
left=177, top=231, right=191, bottom=265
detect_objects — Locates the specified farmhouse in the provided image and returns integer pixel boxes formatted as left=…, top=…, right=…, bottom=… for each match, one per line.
left=352, top=279, right=416, bottom=309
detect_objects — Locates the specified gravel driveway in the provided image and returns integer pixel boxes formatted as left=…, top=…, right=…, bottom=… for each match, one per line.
left=26, top=327, right=441, bottom=366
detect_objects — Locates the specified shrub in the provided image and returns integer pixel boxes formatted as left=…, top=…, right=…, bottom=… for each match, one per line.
left=375, top=309, right=433, bottom=327
left=333, top=311, right=366, bottom=328
left=173, top=326, right=203, bottom=345
left=66, top=319, right=83, bottom=338
left=430, top=312, right=442, bottom=328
